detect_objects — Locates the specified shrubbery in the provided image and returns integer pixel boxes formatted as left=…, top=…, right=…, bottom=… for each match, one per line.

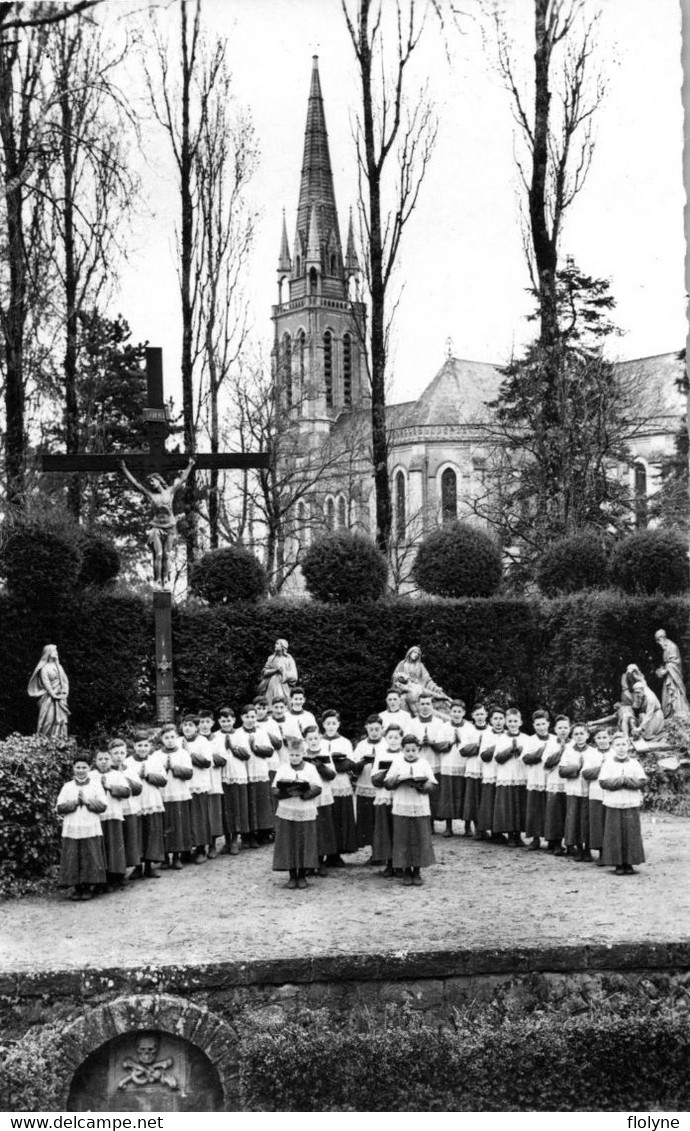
left=412, top=522, right=502, bottom=598
left=301, top=531, right=388, bottom=603
left=189, top=545, right=267, bottom=604
left=0, top=1022, right=69, bottom=1110
left=0, top=589, right=687, bottom=743
left=608, top=528, right=690, bottom=595
left=77, top=532, right=121, bottom=588
left=0, top=734, right=81, bottom=897
left=537, top=530, right=609, bottom=596
left=238, top=1003, right=690, bottom=1111
left=0, top=524, right=81, bottom=605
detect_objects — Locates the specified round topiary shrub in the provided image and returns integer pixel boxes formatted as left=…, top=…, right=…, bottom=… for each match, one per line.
left=536, top=530, right=609, bottom=596
left=301, top=531, right=388, bottom=603
left=189, top=544, right=267, bottom=604
left=0, top=523, right=81, bottom=603
left=412, top=521, right=502, bottom=598
left=608, top=528, right=690, bottom=595
left=78, top=532, right=121, bottom=588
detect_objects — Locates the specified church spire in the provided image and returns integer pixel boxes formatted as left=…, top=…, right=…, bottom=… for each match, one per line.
left=345, top=207, right=358, bottom=276
left=277, top=209, right=291, bottom=276
left=294, top=56, right=343, bottom=280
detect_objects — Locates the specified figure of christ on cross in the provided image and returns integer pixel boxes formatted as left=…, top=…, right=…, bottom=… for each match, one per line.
left=39, top=347, right=268, bottom=722
left=120, top=458, right=195, bottom=591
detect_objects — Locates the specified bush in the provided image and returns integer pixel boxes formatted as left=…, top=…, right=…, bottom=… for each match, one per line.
left=536, top=530, right=609, bottom=596
left=412, top=522, right=502, bottom=598
left=0, top=523, right=81, bottom=604
left=238, top=1003, right=690, bottom=1111
left=77, top=532, right=120, bottom=588
left=608, top=528, right=690, bottom=596
left=0, top=1023, right=69, bottom=1109
left=301, top=531, right=388, bottom=603
left=189, top=545, right=267, bottom=604
left=0, top=734, right=81, bottom=897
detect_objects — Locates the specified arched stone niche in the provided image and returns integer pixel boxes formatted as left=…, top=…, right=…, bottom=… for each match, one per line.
left=59, top=995, right=238, bottom=1112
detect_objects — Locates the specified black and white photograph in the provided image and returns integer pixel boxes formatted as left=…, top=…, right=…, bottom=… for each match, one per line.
left=0, top=0, right=688, bottom=1117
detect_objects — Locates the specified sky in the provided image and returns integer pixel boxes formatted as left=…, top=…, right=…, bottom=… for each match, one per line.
left=110, top=0, right=686, bottom=408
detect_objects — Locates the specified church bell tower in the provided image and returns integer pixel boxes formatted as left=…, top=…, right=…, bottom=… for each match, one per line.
left=271, top=57, right=367, bottom=433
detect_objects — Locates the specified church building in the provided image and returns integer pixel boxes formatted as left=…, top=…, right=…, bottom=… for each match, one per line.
left=270, top=57, right=686, bottom=583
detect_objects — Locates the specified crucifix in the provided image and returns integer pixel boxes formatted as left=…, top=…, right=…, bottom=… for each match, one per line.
left=40, top=347, right=268, bottom=724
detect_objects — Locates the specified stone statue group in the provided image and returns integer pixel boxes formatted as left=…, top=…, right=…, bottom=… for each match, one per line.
left=28, top=631, right=690, bottom=741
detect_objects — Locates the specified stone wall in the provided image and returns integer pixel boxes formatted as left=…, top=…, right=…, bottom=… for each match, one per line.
left=2, top=942, right=690, bottom=1111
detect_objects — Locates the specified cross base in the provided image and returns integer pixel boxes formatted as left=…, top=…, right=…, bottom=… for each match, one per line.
left=153, top=591, right=175, bottom=723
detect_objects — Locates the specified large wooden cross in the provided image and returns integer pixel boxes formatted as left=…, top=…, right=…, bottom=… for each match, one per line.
left=40, top=347, right=268, bottom=723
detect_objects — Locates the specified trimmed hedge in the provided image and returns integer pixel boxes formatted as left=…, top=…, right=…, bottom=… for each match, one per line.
left=609, top=528, right=690, bottom=595
left=0, top=734, right=82, bottom=896
left=238, top=1004, right=690, bottom=1111
left=412, top=521, right=503, bottom=598
left=0, top=524, right=81, bottom=605
left=537, top=530, right=609, bottom=596
left=78, top=533, right=121, bottom=588
left=301, top=531, right=388, bottom=603
left=189, top=545, right=267, bottom=604
left=0, top=590, right=688, bottom=743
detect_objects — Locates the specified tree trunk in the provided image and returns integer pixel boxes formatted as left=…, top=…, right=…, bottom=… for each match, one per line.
left=359, top=0, right=391, bottom=552
left=531, top=0, right=559, bottom=353
left=0, top=42, right=26, bottom=510
left=60, top=62, right=81, bottom=519
left=179, top=0, right=198, bottom=560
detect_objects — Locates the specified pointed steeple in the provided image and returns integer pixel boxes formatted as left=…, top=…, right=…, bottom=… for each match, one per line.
left=294, top=56, right=344, bottom=283
left=277, top=209, right=291, bottom=276
left=306, top=204, right=321, bottom=266
left=345, top=207, right=358, bottom=276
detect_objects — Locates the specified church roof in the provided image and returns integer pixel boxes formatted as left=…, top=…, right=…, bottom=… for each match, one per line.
left=388, top=356, right=503, bottom=429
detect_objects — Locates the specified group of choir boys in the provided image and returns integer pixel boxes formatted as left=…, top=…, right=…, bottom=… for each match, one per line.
left=56, top=686, right=648, bottom=900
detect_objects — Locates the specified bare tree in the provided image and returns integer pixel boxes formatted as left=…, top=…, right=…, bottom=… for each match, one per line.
left=144, top=0, right=215, bottom=561
left=342, top=0, right=437, bottom=554
left=487, top=0, right=605, bottom=353
left=192, top=55, right=257, bottom=548
left=229, top=360, right=370, bottom=593
left=0, top=17, right=52, bottom=509
left=42, top=12, right=138, bottom=519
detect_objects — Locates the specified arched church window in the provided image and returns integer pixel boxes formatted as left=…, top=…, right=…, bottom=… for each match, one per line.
left=282, top=332, right=292, bottom=407
left=324, top=331, right=333, bottom=407
left=296, top=255, right=301, bottom=276
left=634, top=461, right=648, bottom=527
left=309, top=267, right=318, bottom=295
left=441, top=467, right=457, bottom=524
left=330, top=252, right=337, bottom=274
left=343, top=333, right=352, bottom=406
left=326, top=497, right=335, bottom=532
left=337, top=495, right=347, bottom=528
left=395, top=471, right=406, bottom=542
left=297, top=329, right=306, bottom=404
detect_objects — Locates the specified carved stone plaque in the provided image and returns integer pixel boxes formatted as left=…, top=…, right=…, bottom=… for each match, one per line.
left=68, top=1030, right=223, bottom=1112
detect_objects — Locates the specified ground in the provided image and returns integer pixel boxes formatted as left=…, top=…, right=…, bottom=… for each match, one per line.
left=1, top=813, right=688, bottom=974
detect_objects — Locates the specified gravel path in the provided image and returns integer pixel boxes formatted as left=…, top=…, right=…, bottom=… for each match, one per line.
left=1, top=813, right=688, bottom=974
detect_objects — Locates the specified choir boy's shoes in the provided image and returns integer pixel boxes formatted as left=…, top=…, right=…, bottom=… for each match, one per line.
left=614, top=866, right=625, bottom=875
left=580, top=850, right=593, bottom=862
left=207, top=845, right=218, bottom=859
left=463, top=824, right=473, bottom=837
left=553, top=846, right=566, bottom=857
left=442, top=828, right=454, bottom=838
left=411, top=874, right=423, bottom=886
left=286, top=877, right=297, bottom=889
left=402, top=873, right=413, bottom=887
left=528, top=838, right=541, bottom=851
left=296, top=876, right=308, bottom=889
left=623, top=866, right=637, bottom=875
left=379, top=865, right=395, bottom=878
left=317, top=864, right=329, bottom=877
